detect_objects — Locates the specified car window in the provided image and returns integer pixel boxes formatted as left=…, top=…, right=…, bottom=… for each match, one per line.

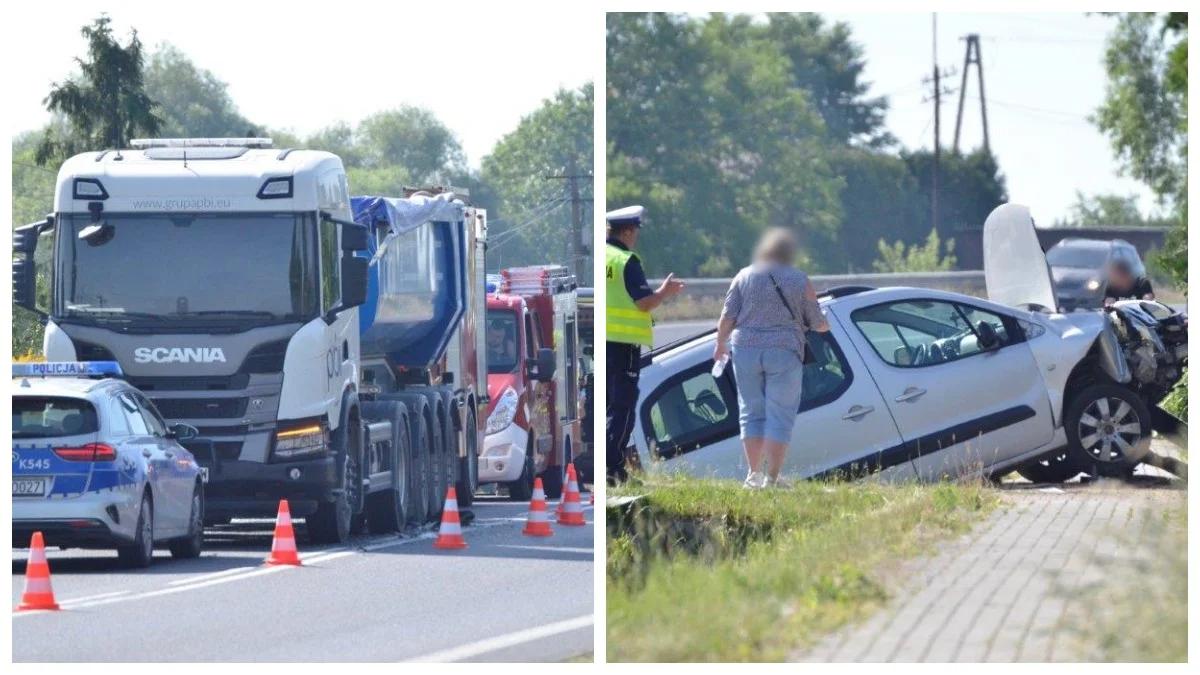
left=643, top=331, right=853, bottom=459
left=852, top=300, right=1014, bottom=368
left=106, top=396, right=131, bottom=436
left=134, top=394, right=169, bottom=436
left=119, top=393, right=151, bottom=435
left=12, top=396, right=99, bottom=439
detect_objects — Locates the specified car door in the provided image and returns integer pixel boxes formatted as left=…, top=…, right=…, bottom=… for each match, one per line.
left=119, top=392, right=178, bottom=537
left=834, top=296, right=1055, bottom=480
left=133, top=392, right=190, bottom=537
left=638, top=328, right=904, bottom=480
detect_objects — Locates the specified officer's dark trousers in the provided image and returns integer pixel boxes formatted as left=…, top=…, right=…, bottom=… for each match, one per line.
left=606, top=340, right=641, bottom=484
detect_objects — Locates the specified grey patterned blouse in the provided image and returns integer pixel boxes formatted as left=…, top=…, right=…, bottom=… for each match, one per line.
left=720, top=263, right=824, bottom=355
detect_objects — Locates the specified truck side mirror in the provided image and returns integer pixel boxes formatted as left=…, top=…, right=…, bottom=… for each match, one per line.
left=341, top=223, right=369, bottom=251
left=340, top=255, right=369, bottom=309
left=12, top=258, right=36, bottom=311
left=530, top=347, right=557, bottom=382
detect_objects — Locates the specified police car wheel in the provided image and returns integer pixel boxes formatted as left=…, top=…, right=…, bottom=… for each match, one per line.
left=118, top=492, right=155, bottom=569
left=169, top=485, right=205, bottom=559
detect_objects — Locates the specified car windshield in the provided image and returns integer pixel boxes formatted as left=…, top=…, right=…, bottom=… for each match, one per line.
left=57, top=212, right=319, bottom=328
left=1047, top=245, right=1109, bottom=269
left=13, top=396, right=99, bottom=439
left=486, top=310, right=519, bottom=374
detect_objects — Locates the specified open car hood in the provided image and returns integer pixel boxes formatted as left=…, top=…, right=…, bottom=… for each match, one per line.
left=983, top=203, right=1058, bottom=312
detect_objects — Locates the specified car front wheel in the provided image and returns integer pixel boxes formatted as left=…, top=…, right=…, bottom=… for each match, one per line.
left=1064, top=384, right=1152, bottom=478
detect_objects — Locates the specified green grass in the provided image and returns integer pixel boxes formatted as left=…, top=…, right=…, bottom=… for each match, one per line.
left=606, top=476, right=996, bottom=662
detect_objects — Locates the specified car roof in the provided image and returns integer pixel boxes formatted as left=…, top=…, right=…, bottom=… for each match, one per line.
left=11, top=376, right=130, bottom=399
left=1052, top=238, right=1113, bottom=250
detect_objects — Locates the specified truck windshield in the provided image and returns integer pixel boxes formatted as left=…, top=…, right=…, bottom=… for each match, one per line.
left=57, top=212, right=318, bottom=328
left=486, top=310, right=519, bottom=374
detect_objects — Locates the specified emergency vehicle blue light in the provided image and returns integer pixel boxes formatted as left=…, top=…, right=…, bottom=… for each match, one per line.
left=487, top=282, right=498, bottom=293
left=12, top=361, right=124, bottom=377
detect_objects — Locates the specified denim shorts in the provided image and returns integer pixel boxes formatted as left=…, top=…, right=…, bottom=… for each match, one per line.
left=730, top=345, right=804, bottom=444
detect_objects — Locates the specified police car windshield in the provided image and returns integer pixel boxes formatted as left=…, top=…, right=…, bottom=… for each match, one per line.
left=58, top=213, right=319, bottom=326
left=13, top=396, right=99, bottom=439
left=486, top=310, right=519, bottom=375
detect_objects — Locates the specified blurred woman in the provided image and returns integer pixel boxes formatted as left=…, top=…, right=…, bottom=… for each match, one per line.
left=713, top=228, right=829, bottom=488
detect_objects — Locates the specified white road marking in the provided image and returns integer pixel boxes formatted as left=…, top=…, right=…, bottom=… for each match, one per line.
left=495, top=545, right=593, bottom=554
left=56, top=590, right=130, bottom=604
left=400, top=614, right=595, bottom=662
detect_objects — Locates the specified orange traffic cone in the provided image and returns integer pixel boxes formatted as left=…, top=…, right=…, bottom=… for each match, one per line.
left=433, top=487, right=467, bottom=550
left=265, top=499, right=301, bottom=566
left=16, top=532, right=60, bottom=611
left=556, top=465, right=571, bottom=517
left=522, top=477, right=554, bottom=537
left=558, top=464, right=587, bottom=526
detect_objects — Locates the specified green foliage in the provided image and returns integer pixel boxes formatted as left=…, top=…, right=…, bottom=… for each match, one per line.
left=873, top=227, right=956, bottom=273
left=35, top=16, right=162, bottom=165
left=607, top=13, right=1007, bottom=276
left=1094, top=13, right=1187, bottom=288
left=1160, top=367, right=1187, bottom=423
left=1053, top=190, right=1172, bottom=227
left=144, top=44, right=256, bottom=138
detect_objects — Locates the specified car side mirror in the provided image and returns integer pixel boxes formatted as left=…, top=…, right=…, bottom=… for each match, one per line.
left=529, top=347, right=557, bottom=382
left=976, top=321, right=1000, bottom=351
left=169, top=423, right=200, bottom=441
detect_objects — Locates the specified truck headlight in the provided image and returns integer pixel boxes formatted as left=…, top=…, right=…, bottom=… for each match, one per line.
left=486, top=387, right=519, bottom=434
left=273, top=421, right=329, bottom=459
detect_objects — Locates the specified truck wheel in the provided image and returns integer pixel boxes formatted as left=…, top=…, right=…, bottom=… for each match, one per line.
left=455, top=406, right=478, bottom=509
left=506, top=437, right=535, bottom=501
left=169, top=484, right=205, bottom=559
left=117, top=492, right=154, bottom=569
left=308, top=420, right=360, bottom=545
left=426, top=408, right=448, bottom=520
left=406, top=413, right=432, bottom=526
left=364, top=401, right=409, bottom=534
left=1065, top=384, right=1152, bottom=478
left=541, top=438, right=567, bottom=500
left=1015, top=450, right=1084, bottom=484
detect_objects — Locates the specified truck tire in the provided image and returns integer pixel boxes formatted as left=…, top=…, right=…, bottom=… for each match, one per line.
left=506, top=437, right=535, bottom=502
left=363, top=401, right=409, bottom=534
left=455, top=405, right=478, bottom=509
left=117, top=491, right=155, bottom=569
left=308, top=411, right=361, bottom=545
left=1064, top=384, right=1152, bottom=478
left=426, top=404, right=448, bottom=520
left=1015, top=450, right=1085, bottom=484
left=406, top=412, right=432, bottom=526
left=168, top=483, right=205, bottom=559
left=541, top=437, right=569, bottom=500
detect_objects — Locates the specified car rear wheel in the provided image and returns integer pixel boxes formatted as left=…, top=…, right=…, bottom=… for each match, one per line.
left=1015, top=450, right=1085, bottom=484
left=118, top=492, right=154, bottom=568
left=169, top=485, right=204, bottom=559
left=1065, top=384, right=1152, bottom=478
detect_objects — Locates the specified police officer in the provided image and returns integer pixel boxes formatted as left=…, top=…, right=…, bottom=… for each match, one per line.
left=605, top=205, right=684, bottom=484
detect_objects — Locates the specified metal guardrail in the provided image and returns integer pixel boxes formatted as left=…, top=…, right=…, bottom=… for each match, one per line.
left=649, top=271, right=988, bottom=300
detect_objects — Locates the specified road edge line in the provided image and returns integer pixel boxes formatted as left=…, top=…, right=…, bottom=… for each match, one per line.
left=399, top=614, right=594, bottom=662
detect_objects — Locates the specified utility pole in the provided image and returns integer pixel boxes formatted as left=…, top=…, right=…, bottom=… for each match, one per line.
left=953, top=33, right=991, bottom=154
left=545, top=157, right=593, bottom=280
left=922, top=14, right=956, bottom=238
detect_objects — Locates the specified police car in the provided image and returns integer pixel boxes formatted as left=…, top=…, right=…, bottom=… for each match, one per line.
left=12, top=362, right=207, bottom=567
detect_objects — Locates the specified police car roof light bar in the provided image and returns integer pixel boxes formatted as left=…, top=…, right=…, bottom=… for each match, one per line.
left=12, top=362, right=125, bottom=378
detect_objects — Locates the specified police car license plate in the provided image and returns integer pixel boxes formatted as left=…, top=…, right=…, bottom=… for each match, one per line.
left=12, top=478, right=47, bottom=497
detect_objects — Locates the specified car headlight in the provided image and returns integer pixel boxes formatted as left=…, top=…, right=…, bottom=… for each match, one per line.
left=273, top=421, right=329, bottom=459
left=1087, top=279, right=1101, bottom=291
left=486, top=387, right=519, bottom=434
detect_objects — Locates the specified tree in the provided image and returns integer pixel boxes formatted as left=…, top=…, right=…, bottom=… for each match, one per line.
left=356, top=106, right=466, bottom=181
left=482, top=84, right=594, bottom=278
left=143, top=44, right=257, bottom=138
left=873, top=228, right=956, bottom=273
left=901, top=149, right=1009, bottom=242
left=1094, top=12, right=1187, bottom=287
left=35, top=16, right=162, bottom=165
left=1053, top=191, right=1170, bottom=227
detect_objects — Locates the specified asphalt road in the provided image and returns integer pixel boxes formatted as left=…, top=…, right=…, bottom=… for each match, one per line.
left=13, top=495, right=594, bottom=662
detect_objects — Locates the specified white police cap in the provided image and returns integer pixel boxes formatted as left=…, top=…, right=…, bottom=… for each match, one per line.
left=606, top=205, right=644, bottom=228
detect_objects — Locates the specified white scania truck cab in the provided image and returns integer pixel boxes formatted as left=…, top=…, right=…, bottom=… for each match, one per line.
left=12, top=138, right=481, bottom=544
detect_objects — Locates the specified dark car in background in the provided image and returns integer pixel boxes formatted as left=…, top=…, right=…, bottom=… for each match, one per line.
left=1046, top=238, right=1146, bottom=311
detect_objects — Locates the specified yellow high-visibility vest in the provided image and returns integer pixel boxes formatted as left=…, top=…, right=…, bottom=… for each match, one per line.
left=605, top=244, right=654, bottom=346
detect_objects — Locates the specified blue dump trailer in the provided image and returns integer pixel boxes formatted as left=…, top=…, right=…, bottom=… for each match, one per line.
left=346, top=189, right=489, bottom=530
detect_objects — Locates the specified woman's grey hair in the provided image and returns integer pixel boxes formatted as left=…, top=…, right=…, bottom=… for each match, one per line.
left=753, top=227, right=799, bottom=265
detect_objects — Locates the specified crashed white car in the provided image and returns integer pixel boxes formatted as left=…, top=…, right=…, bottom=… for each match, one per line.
left=630, top=204, right=1187, bottom=483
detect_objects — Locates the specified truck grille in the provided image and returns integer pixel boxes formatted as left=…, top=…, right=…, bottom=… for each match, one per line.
left=182, top=441, right=243, bottom=463
left=152, top=397, right=248, bottom=419
left=128, top=374, right=251, bottom=391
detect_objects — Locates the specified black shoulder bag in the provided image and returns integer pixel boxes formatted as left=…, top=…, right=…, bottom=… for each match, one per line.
left=768, top=272, right=816, bottom=365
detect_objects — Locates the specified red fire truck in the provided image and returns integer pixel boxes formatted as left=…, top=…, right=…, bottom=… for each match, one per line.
left=480, top=266, right=581, bottom=499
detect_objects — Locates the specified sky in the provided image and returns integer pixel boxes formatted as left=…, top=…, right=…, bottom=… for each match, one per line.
left=5, top=3, right=595, bottom=169
left=824, top=11, right=1160, bottom=224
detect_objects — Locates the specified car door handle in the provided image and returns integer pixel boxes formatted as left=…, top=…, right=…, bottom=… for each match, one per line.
left=894, top=387, right=927, bottom=403
left=842, top=405, right=875, bottom=421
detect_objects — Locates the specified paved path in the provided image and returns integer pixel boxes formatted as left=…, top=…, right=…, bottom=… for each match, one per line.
left=800, top=441, right=1185, bottom=663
